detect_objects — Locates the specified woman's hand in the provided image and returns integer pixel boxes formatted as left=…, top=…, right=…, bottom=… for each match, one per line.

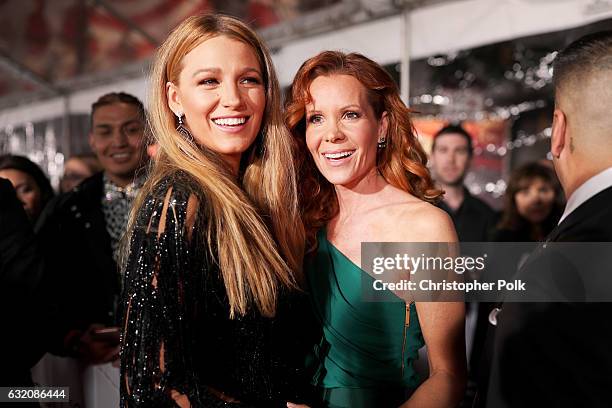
left=287, top=403, right=311, bottom=408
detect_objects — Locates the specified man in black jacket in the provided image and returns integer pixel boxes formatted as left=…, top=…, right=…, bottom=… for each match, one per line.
left=0, top=178, right=45, bottom=393
left=483, top=31, right=612, bottom=408
left=430, top=124, right=498, bottom=406
left=36, top=92, right=148, bottom=364
left=430, top=124, right=498, bottom=242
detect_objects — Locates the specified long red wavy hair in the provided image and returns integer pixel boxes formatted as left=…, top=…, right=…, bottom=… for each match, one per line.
left=284, top=51, right=442, bottom=253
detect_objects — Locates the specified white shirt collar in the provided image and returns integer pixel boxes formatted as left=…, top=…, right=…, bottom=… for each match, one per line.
left=558, top=167, right=612, bottom=225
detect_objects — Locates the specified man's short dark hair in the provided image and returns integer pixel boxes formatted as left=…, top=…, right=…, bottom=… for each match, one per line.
left=90, top=92, right=145, bottom=128
left=432, top=124, right=473, bottom=156
left=553, top=30, right=612, bottom=92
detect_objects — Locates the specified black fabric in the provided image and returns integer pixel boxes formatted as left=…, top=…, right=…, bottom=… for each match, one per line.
left=490, top=228, right=534, bottom=242
left=437, top=188, right=498, bottom=242
left=35, top=172, right=119, bottom=354
left=481, top=186, right=612, bottom=408
left=0, top=178, right=45, bottom=390
left=120, top=173, right=318, bottom=407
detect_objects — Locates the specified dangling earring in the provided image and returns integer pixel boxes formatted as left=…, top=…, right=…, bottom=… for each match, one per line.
left=377, top=137, right=387, bottom=149
left=175, top=112, right=193, bottom=143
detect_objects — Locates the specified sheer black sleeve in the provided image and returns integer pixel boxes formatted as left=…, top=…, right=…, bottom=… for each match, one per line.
left=120, top=180, right=254, bottom=407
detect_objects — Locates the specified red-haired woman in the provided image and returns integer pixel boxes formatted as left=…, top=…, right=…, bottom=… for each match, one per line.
left=285, top=51, right=466, bottom=408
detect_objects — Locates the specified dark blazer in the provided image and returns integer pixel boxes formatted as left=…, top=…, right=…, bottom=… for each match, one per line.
left=0, top=178, right=45, bottom=386
left=483, top=185, right=612, bottom=408
left=36, top=172, right=119, bottom=354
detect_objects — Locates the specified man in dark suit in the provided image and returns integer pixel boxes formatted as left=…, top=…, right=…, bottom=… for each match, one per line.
left=36, top=92, right=148, bottom=364
left=0, top=178, right=45, bottom=395
left=483, top=31, right=612, bottom=407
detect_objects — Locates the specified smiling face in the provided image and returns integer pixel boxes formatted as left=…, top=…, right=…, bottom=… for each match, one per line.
left=167, top=35, right=266, bottom=172
left=305, top=74, right=387, bottom=188
left=89, top=102, right=146, bottom=187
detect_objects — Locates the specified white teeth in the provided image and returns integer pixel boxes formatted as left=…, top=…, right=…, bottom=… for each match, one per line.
left=112, top=153, right=129, bottom=158
left=213, top=117, right=247, bottom=126
left=324, top=151, right=354, bottom=159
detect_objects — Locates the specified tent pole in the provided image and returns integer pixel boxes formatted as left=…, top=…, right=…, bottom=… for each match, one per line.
left=400, top=6, right=412, bottom=104
left=62, top=97, right=71, bottom=160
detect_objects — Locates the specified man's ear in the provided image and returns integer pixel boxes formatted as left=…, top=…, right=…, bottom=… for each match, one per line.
left=166, top=81, right=182, bottom=116
left=88, top=132, right=96, bottom=153
left=551, top=108, right=567, bottom=159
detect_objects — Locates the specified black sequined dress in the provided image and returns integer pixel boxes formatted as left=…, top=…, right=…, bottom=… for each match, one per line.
left=120, top=174, right=317, bottom=407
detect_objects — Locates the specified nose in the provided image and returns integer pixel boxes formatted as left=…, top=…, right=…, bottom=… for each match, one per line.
left=220, top=82, right=244, bottom=109
left=534, top=190, right=546, bottom=203
left=525, top=189, right=541, bottom=205
left=112, top=128, right=128, bottom=147
left=325, top=120, right=346, bottom=143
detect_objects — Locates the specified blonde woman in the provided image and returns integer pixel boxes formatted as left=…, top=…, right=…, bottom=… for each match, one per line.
left=120, top=15, right=315, bottom=408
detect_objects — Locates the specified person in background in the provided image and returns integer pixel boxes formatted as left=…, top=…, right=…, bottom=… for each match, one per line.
left=0, top=178, right=45, bottom=406
left=428, top=125, right=498, bottom=407
left=0, top=154, right=55, bottom=223
left=429, top=125, right=498, bottom=242
left=493, top=162, right=563, bottom=242
left=36, top=92, right=148, bottom=365
left=472, top=162, right=563, bottom=406
left=483, top=30, right=612, bottom=408
left=60, top=153, right=102, bottom=192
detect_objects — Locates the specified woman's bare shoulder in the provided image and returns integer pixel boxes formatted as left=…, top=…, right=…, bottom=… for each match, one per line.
left=376, top=189, right=457, bottom=243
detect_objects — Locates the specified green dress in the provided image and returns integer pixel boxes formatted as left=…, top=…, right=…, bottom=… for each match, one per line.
left=306, top=230, right=425, bottom=408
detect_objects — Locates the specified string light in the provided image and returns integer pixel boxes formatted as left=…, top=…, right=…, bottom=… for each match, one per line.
left=472, top=127, right=551, bottom=158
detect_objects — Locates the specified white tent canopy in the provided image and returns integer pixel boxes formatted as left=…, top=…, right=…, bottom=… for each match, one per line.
left=1, top=0, right=611, bottom=127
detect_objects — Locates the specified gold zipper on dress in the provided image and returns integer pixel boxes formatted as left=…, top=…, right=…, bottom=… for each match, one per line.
left=401, top=301, right=413, bottom=377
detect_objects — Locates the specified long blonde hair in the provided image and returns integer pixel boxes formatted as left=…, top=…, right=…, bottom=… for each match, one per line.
left=129, top=14, right=305, bottom=318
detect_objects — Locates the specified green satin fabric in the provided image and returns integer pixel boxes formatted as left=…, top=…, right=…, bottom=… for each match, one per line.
left=306, top=230, right=425, bottom=407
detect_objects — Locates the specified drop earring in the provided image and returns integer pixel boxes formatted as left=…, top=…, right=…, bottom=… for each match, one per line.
left=377, top=137, right=387, bottom=149
left=175, top=112, right=193, bottom=143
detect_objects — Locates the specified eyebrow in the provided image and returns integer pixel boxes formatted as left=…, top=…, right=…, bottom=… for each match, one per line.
left=192, top=67, right=262, bottom=78
left=340, top=104, right=362, bottom=110
left=306, top=104, right=362, bottom=113
left=242, top=67, right=262, bottom=75
left=192, top=68, right=220, bottom=77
